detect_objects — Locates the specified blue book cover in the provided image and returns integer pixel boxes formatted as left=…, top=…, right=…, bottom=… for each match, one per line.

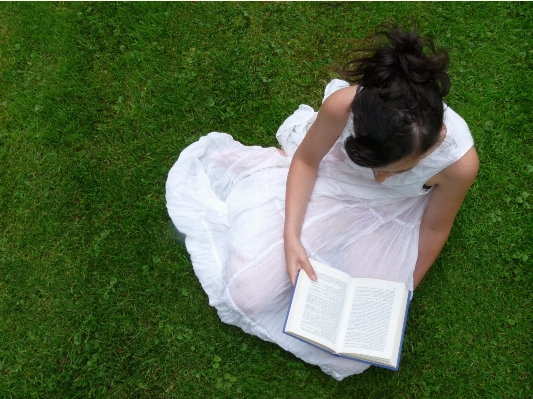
left=283, top=266, right=412, bottom=371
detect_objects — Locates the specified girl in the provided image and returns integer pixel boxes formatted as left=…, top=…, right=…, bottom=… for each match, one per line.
left=166, top=25, right=478, bottom=380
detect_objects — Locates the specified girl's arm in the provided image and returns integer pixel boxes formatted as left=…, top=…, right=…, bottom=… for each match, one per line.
left=284, top=87, right=355, bottom=285
left=413, top=147, right=479, bottom=288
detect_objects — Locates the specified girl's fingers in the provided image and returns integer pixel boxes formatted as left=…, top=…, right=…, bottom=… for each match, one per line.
left=300, top=260, right=317, bottom=282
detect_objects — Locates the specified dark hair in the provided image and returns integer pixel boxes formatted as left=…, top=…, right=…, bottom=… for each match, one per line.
left=340, top=25, right=450, bottom=168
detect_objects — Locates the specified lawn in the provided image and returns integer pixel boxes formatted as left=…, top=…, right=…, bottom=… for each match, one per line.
left=0, top=2, right=531, bottom=398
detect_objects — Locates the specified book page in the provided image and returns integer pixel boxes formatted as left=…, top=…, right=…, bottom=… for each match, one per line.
left=343, top=287, right=396, bottom=353
left=298, top=270, right=348, bottom=345
left=337, top=278, right=408, bottom=362
left=284, top=260, right=352, bottom=350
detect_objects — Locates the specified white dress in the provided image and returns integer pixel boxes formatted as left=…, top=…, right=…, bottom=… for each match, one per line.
left=165, top=79, right=474, bottom=380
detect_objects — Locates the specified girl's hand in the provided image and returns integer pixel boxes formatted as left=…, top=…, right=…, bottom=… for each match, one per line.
left=284, top=235, right=316, bottom=286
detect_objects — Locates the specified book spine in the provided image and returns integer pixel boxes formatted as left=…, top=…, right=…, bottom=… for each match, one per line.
left=283, top=333, right=400, bottom=371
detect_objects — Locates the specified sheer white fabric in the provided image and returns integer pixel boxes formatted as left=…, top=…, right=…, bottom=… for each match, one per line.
left=166, top=79, right=474, bottom=380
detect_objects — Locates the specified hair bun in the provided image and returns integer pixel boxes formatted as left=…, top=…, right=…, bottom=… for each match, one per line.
left=341, top=24, right=450, bottom=100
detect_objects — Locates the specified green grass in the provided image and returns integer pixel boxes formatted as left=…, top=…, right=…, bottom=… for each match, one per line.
left=0, top=2, right=531, bottom=398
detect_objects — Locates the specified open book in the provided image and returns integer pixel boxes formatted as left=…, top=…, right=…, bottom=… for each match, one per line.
left=283, top=259, right=411, bottom=370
